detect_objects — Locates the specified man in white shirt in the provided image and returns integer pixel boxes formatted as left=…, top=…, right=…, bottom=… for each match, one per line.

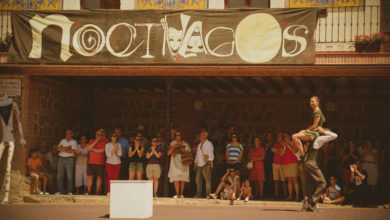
left=56, top=129, right=77, bottom=195
left=194, top=130, right=214, bottom=198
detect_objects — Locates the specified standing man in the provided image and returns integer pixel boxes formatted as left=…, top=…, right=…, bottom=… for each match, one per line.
left=115, top=128, right=130, bottom=180
left=194, top=130, right=214, bottom=198
left=56, top=129, right=77, bottom=195
left=86, top=129, right=107, bottom=195
left=301, top=140, right=327, bottom=212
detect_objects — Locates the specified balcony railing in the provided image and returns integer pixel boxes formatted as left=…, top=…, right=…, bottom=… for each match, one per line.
left=316, top=5, right=380, bottom=43
left=0, top=11, right=11, bottom=44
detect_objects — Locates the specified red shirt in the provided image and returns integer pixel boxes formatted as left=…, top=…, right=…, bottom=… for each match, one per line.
left=273, top=142, right=284, bottom=164
left=283, top=143, right=298, bottom=165
left=88, top=139, right=107, bottom=165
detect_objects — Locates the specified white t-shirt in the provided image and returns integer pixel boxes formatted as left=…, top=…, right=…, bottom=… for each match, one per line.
left=75, top=144, right=89, bottom=165
left=57, top=138, right=77, bottom=158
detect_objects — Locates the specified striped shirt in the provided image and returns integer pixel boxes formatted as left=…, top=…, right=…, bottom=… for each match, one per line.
left=226, top=144, right=243, bottom=162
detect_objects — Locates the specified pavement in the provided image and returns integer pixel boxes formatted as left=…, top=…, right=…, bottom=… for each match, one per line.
left=2, top=203, right=390, bottom=220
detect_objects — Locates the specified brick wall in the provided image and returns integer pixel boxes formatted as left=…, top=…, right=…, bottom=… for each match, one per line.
left=21, top=77, right=91, bottom=172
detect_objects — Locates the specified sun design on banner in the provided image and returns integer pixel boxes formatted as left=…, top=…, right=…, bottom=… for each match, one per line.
left=0, top=0, right=60, bottom=10
left=139, top=0, right=204, bottom=9
left=290, top=0, right=360, bottom=7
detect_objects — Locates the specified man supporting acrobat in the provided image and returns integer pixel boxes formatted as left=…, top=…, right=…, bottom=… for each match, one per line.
left=301, top=127, right=338, bottom=212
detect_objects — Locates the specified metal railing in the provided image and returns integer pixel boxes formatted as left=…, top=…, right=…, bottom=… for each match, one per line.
left=316, top=5, right=381, bottom=43
left=0, top=11, right=11, bottom=43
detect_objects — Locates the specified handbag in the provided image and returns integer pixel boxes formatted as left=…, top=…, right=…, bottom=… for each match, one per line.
left=181, top=151, right=194, bottom=166
left=246, top=161, right=254, bottom=170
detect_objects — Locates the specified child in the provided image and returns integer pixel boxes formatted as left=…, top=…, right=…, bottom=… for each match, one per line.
left=321, top=176, right=344, bottom=204
left=237, top=180, right=253, bottom=202
left=220, top=180, right=236, bottom=205
left=27, top=150, right=49, bottom=195
left=75, top=136, right=89, bottom=194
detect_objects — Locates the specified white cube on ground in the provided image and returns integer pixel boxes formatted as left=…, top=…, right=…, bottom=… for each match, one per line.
left=110, top=180, right=153, bottom=219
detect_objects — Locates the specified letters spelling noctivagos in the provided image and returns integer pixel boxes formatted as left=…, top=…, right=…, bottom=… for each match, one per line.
left=8, top=9, right=318, bottom=64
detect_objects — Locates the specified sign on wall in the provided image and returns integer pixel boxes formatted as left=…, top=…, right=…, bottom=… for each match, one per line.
left=0, top=79, right=21, bottom=97
left=0, top=0, right=61, bottom=10
left=290, top=0, right=360, bottom=8
left=9, top=9, right=317, bottom=64
left=138, top=0, right=205, bottom=9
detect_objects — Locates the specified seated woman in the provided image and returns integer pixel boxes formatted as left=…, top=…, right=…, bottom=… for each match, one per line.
left=209, top=168, right=240, bottom=200
left=321, top=176, right=344, bottom=204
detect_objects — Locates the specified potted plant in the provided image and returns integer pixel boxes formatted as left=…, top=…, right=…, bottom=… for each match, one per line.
left=0, top=32, right=12, bottom=63
left=354, top=34, right=369, bottom=53
left=368, top=32, right=389, bottom=52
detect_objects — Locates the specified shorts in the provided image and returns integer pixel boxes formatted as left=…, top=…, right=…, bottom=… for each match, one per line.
left=283, top=163, right=299, bottom=178
left=30, top=172, right=44, bottom=177
left=272, top=163, right=285, bottom=181
left=129, top=162, right=144, bottom=173
left=87, top=164, right=105, bottom=178
left=146, top=164, right=161, bottom=179
left=226, top=162, right=241, bottom=170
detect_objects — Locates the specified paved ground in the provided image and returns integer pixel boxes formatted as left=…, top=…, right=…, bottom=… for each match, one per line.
left=2, top=204, right=390, bottom=220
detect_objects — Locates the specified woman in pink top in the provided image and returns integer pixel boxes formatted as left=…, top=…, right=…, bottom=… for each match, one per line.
left=248, top=137, right=266, bottom=199
left=282, top=133, right=299, bottom=201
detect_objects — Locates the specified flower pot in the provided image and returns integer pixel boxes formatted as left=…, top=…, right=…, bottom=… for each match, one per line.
left=0, top=52, right=8, bottom=63
left=381, top=41, right=390, bottom=52
left=367, top=41, right=381, bottom=52
left=355, top=42, right=368, bottom=53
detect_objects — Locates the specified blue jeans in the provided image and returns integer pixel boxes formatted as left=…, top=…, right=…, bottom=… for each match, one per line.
left=57, top=157, right=74, bottom=193
left=195, top=165, right=212, bottom=195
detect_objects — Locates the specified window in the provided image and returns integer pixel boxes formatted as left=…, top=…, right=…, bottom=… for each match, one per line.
left=225, top=0, right=270, bottom=8
left=81, top=0, right=120, bottom=9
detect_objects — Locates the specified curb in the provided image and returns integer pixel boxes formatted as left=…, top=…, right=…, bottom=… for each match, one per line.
left=20, top=195, right=361, bottom=209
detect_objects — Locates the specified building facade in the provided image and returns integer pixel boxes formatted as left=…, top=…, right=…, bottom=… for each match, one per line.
left=0, top=0, right=389, bottom=198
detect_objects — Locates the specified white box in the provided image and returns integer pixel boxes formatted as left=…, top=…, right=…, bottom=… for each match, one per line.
left=110, top=180, right=153, bottom=219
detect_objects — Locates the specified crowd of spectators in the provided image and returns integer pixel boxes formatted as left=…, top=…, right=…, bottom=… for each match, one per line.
left=27, top=124, right=390, bottom=207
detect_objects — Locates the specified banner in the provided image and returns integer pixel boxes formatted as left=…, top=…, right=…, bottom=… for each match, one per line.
left=138, top=0, right=205, bottom=9
left=0, top=0, right=61, bottom=10
left=9, top=9, right=317, bottom=64
left=290, top=0, right=360, bottom=8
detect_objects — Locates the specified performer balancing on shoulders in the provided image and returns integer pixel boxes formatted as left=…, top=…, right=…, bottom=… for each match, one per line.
left=292, top=96, right=325, bottom=157
left=292, top=96, right=337, bottom=212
